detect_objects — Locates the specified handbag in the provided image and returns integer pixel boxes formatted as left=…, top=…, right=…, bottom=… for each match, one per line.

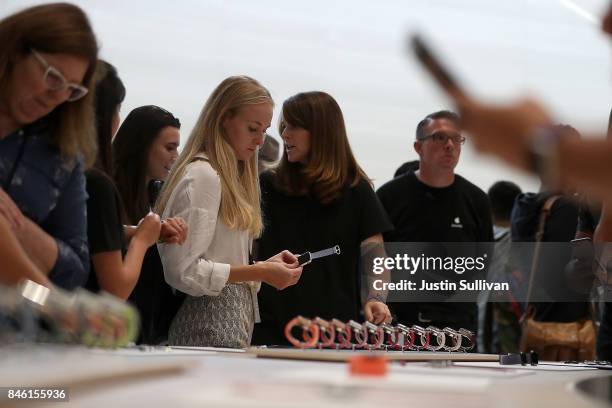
left=519, top=195, right=597, bottom=361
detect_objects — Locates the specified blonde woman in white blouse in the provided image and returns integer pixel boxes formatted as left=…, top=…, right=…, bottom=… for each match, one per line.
left=155, top=76, right=303, bottom=348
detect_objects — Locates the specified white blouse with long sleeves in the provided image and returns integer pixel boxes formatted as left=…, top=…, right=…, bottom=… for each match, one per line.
left=157, top=154, right=260, bottom=322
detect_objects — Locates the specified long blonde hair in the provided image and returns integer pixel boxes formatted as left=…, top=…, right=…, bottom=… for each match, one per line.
left=155, top=76, right=272, bottom=236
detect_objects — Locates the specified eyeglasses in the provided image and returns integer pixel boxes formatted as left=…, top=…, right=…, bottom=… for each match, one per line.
left=419, top=131, right=466, bottom=145
left=31, top=50, right=89, bottom=102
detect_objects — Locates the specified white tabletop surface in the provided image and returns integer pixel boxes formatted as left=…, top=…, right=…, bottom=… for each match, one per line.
left=0, top=345, right=609, bottom=408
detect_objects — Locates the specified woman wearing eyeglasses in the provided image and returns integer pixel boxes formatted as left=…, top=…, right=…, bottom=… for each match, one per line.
left=112, top=105, right=188, bottom=344
left=252, top=91, right=393, bottom=346
left=0, top=4, right=98, bottom=289
left=155, top=76, right=303, bottom=348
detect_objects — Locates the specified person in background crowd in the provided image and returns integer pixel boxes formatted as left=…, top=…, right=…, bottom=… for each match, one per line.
left=478, top=180, right=522, bottom=353
left=258, top=134, right=280, bottom=174
left=394, top=159, right=420, bottom=178
left=377, top=110, right=493, bottom=334
left=509, top=125, right=591, bottom=360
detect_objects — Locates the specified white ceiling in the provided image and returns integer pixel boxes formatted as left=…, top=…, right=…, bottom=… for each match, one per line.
left=3, top=0, right=611, bottom=193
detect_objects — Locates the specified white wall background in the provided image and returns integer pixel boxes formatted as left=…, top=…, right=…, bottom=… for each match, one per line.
left=3, top=0, right=611, bottom=193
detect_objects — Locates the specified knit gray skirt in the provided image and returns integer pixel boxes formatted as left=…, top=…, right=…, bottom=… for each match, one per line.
left=168, top=283, right=254, bottom=348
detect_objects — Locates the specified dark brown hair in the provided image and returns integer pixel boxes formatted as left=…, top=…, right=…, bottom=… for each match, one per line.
left=272, top=91, right=368, bottom=204
left=0, top=3, right=99, bottom=166
left=93, top=61, right=125, bottom=176
left=113, top=106, right=180, bottom=224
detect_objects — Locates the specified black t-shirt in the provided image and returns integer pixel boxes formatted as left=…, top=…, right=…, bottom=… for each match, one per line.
left=252, top=172, right=393, bottom=345
left=377, top=172, right=493, bottom=243
left=376, top=172, right=494, bottom=330
left=84, top=169, right=126, bottom=292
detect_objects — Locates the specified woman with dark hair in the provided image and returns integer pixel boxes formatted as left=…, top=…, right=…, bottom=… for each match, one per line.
left=113, top=106, right=183, bottom=225
left=85, top=62, right=187, bottom=300
left=252, top=91, right=393, bottom=345
left=0, top=3, right=99, bottom=289
left=112, top=105, right=188, bottom=343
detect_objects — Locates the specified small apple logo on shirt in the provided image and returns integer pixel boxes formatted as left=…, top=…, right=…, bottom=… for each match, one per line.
left=451, top=216, right=463, bottom=228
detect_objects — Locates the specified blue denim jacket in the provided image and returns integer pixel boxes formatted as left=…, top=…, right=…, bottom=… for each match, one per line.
left=0, top=119, right=89, bottom=289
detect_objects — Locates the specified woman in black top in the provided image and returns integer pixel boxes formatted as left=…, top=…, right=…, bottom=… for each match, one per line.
left=252, top=91, right=393, bottom=345
left=113, top=106, right=182, bottom=225
left=85, top=63, right=186, bottom=299
left=112, top=105, right=187, bottom=344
